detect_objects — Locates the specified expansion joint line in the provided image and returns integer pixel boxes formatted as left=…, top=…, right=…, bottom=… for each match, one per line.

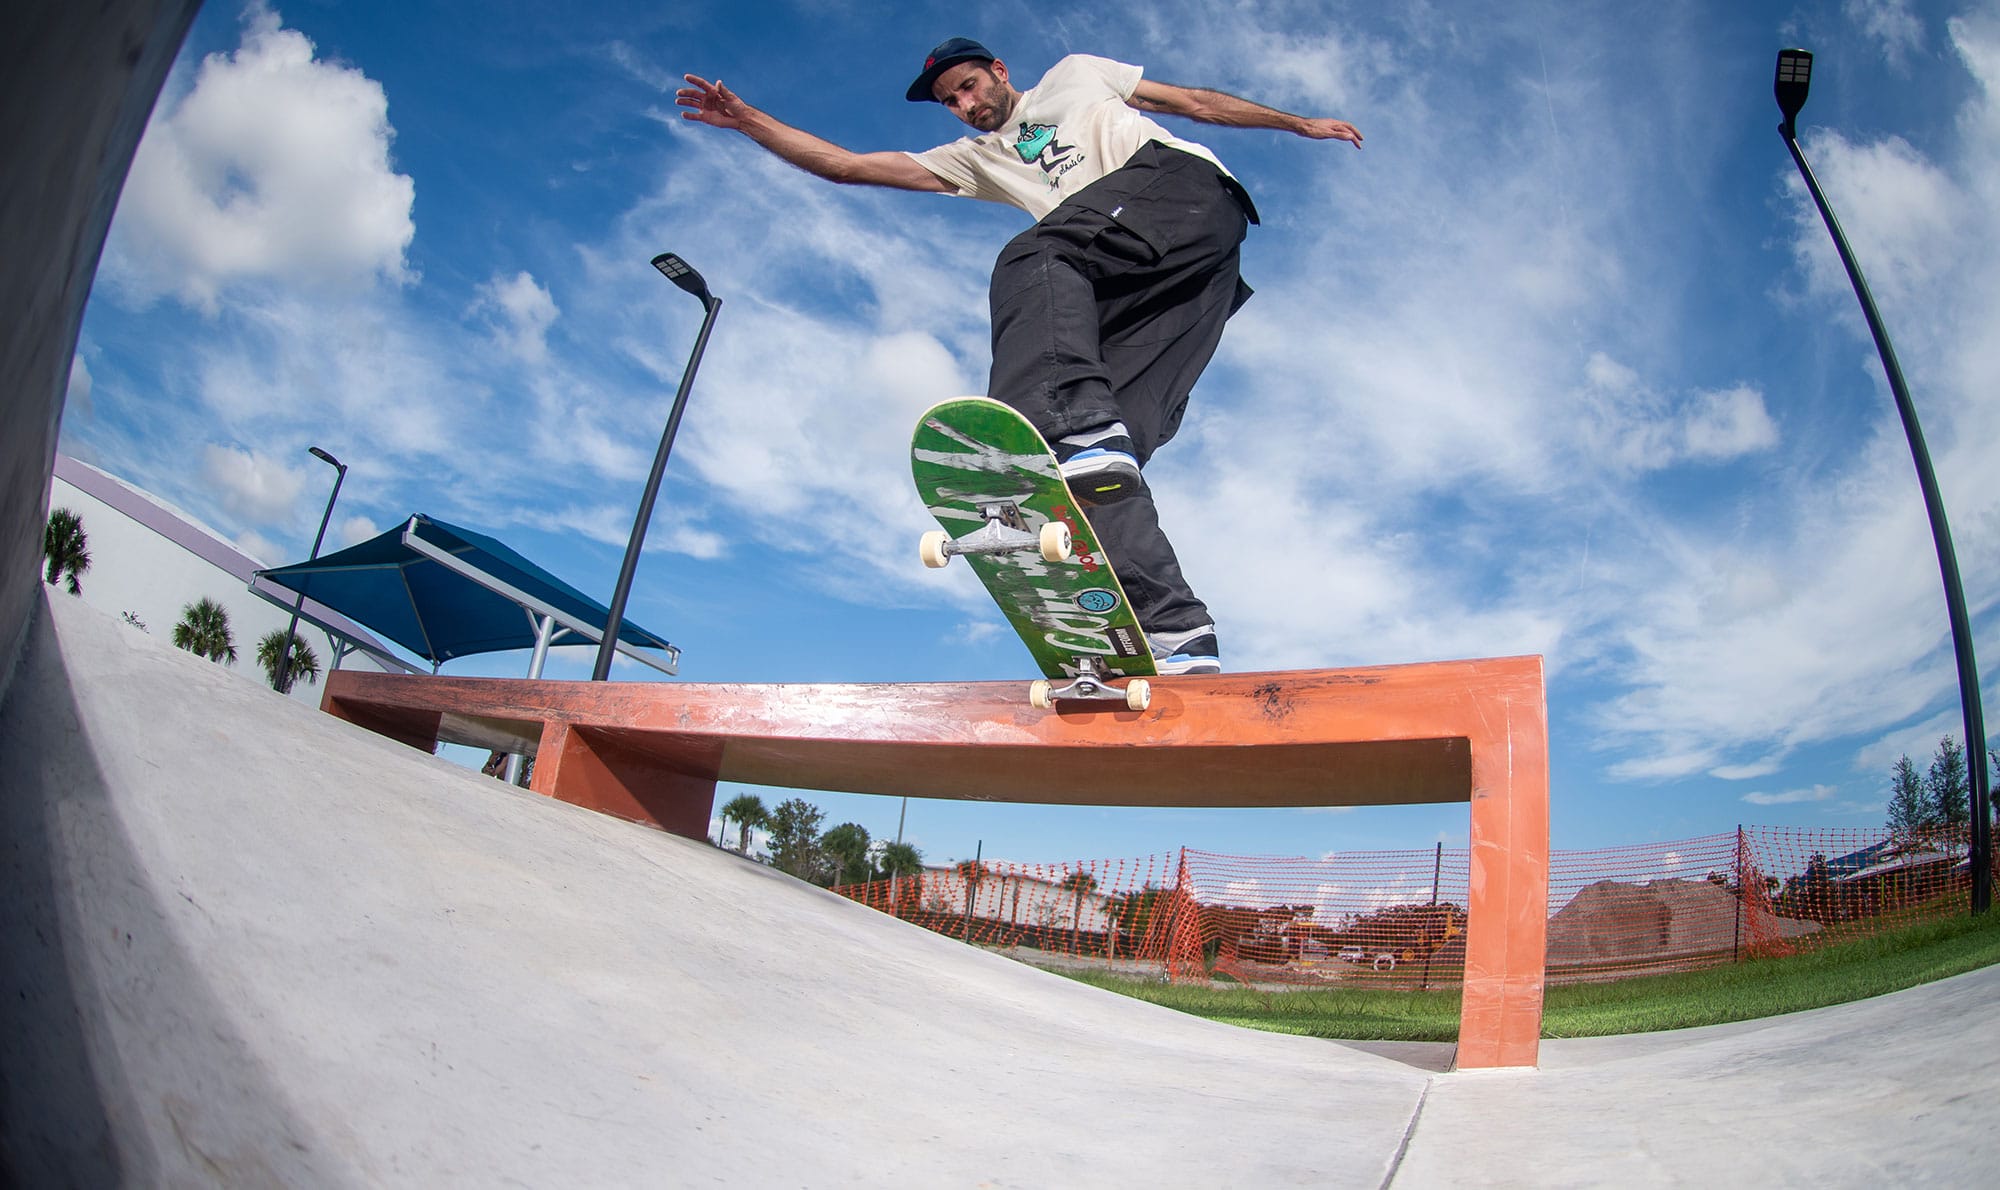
left=1380, top=1078, right=1433, bottom=1189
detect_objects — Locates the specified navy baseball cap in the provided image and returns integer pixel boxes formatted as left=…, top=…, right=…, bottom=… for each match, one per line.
left=906, top=37, right=996, bottom=103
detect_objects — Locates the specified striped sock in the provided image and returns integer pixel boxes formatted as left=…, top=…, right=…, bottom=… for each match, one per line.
left=1056, top=421, right=1130, bottom=450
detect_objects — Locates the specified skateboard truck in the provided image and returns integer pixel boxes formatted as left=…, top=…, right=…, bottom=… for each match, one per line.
left=921, top=502, right=1072, bottom=568
left=1029, top=656, right=1151, bottom=712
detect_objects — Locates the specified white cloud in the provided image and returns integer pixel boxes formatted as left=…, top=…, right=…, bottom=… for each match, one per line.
left=606, top=40, right=680, bottom=92
left=1846, top=0, right=1926, bottom=66
left=474, top=272, right=561, bottom=365
left=66, top=354, right=94, bottom=419
left=334, top=514, right=379, bottom=549
left=1741, top=784, right=1836, bottom=806
left=1680, top=385, right=1780, bottom=461
left=200, top=443, right=307, bottom=525
left=1575, top=357, right=1779, bottom=472
left=1712, top=756, right=1785, bottom=781
left=234, top=528, right=282, bottom=566
left=1785, top=131, right=1965, bottom=317
left=108, top=3, right=415, bottom=310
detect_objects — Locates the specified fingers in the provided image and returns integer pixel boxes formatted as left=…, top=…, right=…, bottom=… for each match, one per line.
left=677, top=74, right=737, bottom=122
left=1315, top=119, right=1362, bottom=147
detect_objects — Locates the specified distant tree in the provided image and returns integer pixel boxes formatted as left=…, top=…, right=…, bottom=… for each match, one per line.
left=765, top=797, right=827, bottom=881
left=1926, top=735, right=1969, bottom=830
left=1113, top=883, right=1173, bottom=945
left=1059, top=870, right=1099, bottom=952
left=120, top=611, right=148, bottom=631
left=1886, top=754, right=1932, bottom=837
left=1101, top=893, right=1127, bottom=957
left=820, top=822, right=873, bottom=887
left=255, top=629, right=320, bottom=693
left=171, top=597, right=236, bottom=663
left=719, top=793, right=768, bottom=854
left=1794, top=852, right=1834, bottom=922
left=876, top=840, right=924, bottom=913
left=43, top=507, right=90, bottom=595
left=875, top=840, right=923, bottom=879
left=953, top=859, right=990, bottom=925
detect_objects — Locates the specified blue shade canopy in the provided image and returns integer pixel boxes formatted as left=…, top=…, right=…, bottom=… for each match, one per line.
left=255, top=515, right=678, bottom=673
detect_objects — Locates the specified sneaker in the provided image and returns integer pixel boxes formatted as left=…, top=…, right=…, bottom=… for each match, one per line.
left=1150, top=623, right=1222, bottom=675
left=1054, top=424, right=1142, bottom=505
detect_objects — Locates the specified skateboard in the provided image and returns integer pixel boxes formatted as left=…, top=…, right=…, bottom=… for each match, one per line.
left=911, top=397, right=1155, bottom=710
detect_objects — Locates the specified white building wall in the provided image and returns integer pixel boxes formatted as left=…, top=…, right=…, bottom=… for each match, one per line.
left=919, top=869, right=1114, bottom=932
left=47, top=456, right=402, bottom=704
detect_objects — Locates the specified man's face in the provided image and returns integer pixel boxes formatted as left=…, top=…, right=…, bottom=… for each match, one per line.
left=932, top=60, right=1016, bottom=132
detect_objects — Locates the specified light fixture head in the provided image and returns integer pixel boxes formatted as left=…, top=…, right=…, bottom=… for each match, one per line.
left=652, top=252, right=713, bottom=304
left=1775, top=48, right=1813, bottom=129
left=309, top=445, right=343, bottom=469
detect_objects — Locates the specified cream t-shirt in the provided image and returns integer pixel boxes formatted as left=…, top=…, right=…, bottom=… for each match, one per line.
left=908, top=54, right=1229, bottom=221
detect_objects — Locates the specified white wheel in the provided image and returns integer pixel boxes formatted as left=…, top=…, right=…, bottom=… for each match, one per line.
left=920, top=530, right=952, bottom=569
left=1039, top=521, right=1073, bottom=563
left=1125, top=680, right=1151, bottom=712
left=1373, top=954, right=1396, bottom=972
left=1029, top=679, right=1053, bottom=709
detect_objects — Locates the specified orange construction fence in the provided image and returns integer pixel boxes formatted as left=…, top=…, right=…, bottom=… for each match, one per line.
left=834, top=825, right=1991, bottom=989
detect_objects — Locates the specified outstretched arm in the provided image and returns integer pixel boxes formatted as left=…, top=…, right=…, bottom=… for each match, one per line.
left=1128, top=78, right=1363, bottom=148
left=677, top=75, right=954, bottom=190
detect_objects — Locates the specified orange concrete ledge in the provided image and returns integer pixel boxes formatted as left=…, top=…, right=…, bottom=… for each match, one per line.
left=323, top=656, right=1549, bottom=1068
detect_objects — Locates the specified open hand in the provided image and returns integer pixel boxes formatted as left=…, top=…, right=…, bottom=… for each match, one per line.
left=1300, top=118, right=1363, bottom=148
left=678, top=75, right=752, bottom=129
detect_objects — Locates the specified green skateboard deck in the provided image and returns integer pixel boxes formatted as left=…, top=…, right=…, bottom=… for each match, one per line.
left=911, top=397, right=1155, bottom=709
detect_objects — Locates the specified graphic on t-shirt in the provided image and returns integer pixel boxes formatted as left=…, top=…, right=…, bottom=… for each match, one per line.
left=1012, top=122, right=1079, bottom=178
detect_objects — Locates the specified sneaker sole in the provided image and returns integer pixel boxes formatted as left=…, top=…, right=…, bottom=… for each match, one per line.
left=1058, top=449, right=1142, bottom=505
left=1066, top=474, right=1140, bottom=504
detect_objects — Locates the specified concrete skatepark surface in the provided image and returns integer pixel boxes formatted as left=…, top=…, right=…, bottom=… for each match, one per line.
left=5, top=593, right=1997, bottom=1186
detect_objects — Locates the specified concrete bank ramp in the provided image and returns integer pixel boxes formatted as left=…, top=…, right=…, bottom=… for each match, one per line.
left=2, top=595, right=1424, bottom=1185
left=4, top=592, right=1996, bottom=1185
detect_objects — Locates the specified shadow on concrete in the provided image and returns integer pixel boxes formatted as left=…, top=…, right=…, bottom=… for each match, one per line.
left=0, top=598, right=322, bottom=1184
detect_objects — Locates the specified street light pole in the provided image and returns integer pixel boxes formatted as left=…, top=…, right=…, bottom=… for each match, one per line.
left=275, top=446, right=346, bottom=694
left=1775, top=49, right=1991, bottom=912
left=593, top=253, right=721, bottom=681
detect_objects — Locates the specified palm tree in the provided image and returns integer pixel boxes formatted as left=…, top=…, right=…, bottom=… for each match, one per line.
left=953, top=859, right=989, bottom=936
left=256, top=629, right=321, bottom=693
left=878, top=840, right=923, bottom=914
left=719, top=793, right=768, bottom=853
left=877, top=841, right=923, bottom=879
left=819, top=822, right=872, bottom=887
left=1101, top=894, right=1127, bottom=959
left=172, top=597, right=236, bottom=663
left=1060, top=870, right=1099, bottom=955
left=43, top=507, right=90, bottom=595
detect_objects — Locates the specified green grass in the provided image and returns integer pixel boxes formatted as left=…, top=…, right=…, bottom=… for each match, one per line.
left=1061, top=908, right=2000, bottom=1042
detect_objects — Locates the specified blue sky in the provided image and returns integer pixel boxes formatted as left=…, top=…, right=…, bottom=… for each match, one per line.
left=61, top=0, right=2000, bottom=869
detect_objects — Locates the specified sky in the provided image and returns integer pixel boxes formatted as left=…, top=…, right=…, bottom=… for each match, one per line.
left=59, top=0, right=2000, bottom=872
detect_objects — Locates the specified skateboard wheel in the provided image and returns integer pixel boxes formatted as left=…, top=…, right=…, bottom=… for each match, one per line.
left=1125, top=680, right=1151, bottom=712
left=1029, top=679, right=1053, bottom=709
left=1039, top=521, right=1072, bottom=563
left=920, top=530, right=952, bottom=569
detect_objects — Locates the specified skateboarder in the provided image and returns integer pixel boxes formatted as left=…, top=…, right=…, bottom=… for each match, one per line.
left=679, top=39, right=1362, bottom=674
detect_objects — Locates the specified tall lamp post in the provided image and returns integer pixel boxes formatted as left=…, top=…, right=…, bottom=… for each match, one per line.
left=593, top=253, right=722, bottom=681
left=275, top=445, right=347, bottom=694
left=1776, top=49, right=1991, bottom=912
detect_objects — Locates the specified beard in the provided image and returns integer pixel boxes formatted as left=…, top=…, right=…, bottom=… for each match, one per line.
left=963, top=74, right=1014, bottom=133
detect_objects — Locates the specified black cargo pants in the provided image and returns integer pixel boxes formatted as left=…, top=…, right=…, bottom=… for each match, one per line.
left=987, top=140, right=1255, bottom=637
